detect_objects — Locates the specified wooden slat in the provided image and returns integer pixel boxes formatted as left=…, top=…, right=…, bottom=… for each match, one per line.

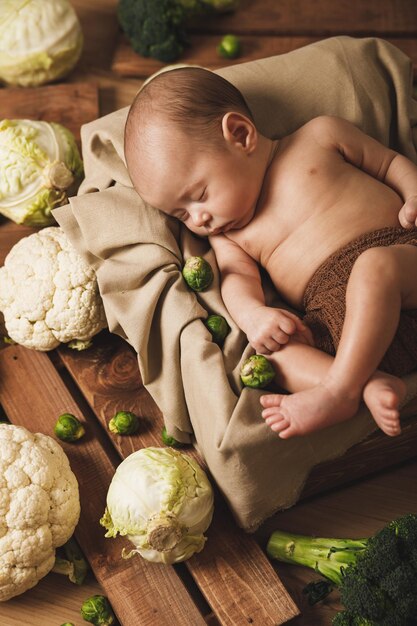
left=112, top=34, right=417, bottom=80
left=187, top=0, right=417, bottom=36
left=57, top=334, right=300, bottom=625
left=0, top=82, right=99, bottom=141
left=0, top=345, right=207, bottom=626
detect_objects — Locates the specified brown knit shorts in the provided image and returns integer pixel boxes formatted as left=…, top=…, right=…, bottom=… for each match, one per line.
left=303, top=226, right=417, bottom=377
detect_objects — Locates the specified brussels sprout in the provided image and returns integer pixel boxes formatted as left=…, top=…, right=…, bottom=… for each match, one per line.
left=182, top=256, right=214, bottom=292
left=161, top=426, right=185, bottom=448
left=0, top=119, right=83, bottom=226
left=81, top=595, right=115, bottom=626
left=0, top=0, right=83, bottom=87
left=61, top=623, right=75, bottom=626
left=217, top=34, right=241, bottom=59
left=108, top=411, right=139, bottom=435
left=54, top=413, right=85, bottom=443
left=205, top=314, right=230, bottom=346
left=202, top=0, right=240, bottom=10
left=240, top=354, right=275, bottom=388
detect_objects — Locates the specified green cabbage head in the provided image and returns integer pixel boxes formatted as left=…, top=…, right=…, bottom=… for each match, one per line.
left=100, top=447, right=214, bottom=564
left=0, top=119, right=83, bottom=226
left=0, top=0, right=83, bottom=87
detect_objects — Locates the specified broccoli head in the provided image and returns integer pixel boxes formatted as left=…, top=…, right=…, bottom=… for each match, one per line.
left=266, top=514, right=417, bottom=626
left=118, top=0, right=239, bottom=63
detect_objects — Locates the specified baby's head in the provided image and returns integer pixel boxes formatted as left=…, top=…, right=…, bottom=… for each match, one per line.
left=125, top=67, right=268, bottom=236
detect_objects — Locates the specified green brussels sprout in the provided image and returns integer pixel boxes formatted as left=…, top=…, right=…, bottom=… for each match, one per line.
left=217, top=34, right=241, bottom=59
left=204, top=314, right=230, bottom=346
left=182, top=256, right=214, bottom=292
left=54, top=413, right=85, bottom=442
left=108, top=411, right=139, bottom=435
left=60, top=623, right=75, bottom=626
left=161, top=426, right=185, bottom=448
left=80, top=595, right=115, bottom=626
left=240, top=355, right=275, bottom=388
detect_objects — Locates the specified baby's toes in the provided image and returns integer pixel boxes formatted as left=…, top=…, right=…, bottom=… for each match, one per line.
left=260, top=393, right=285, bottom=408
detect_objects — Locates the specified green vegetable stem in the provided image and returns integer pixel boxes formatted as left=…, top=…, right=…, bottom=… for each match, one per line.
left=267, top=514, right=417, bottom=625
left=182, top=256, right=214, bottom=292
left=108, top=411, right=139, bottom=435
left=81, top=594, right=115, bottom=626
left=217, top=34, right=241, bottom=59
left=54, top=413, right=85, bottom=443
left=240, top=354, right=275, bottom=388
left=53, top=536, right=89, bottom=585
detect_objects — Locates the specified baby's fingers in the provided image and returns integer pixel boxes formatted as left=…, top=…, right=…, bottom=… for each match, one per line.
left=399, top=200, right=417, bottom=229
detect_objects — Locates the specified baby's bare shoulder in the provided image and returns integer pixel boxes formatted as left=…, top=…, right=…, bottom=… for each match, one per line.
left=298, top=115, right=356, bottom=148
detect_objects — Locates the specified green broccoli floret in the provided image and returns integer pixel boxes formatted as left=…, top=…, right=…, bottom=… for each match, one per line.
left=266, top=514, right=417, bottom=626
left=118, top=0, right=239, bottom=63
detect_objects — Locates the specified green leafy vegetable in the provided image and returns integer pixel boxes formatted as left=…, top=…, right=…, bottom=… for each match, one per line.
left=0, top=119, right=83, bottom=226
left=240, top=354, right=275, bottom=388
left=81, top=595, right=115, bottom=626
left=217, top=34, right=241, bottom=59
left=118, top=0, right=239, bottom=63
left=266, top=514, right=417, bottom=625
left=0, top=0, right=83, bottom=87
left=161, top=426, right=185, bottom=447
left=53, top=536, right=89, bottom=585
left=204, top=314, right=230, bottom=346
left=100, top=447, right=214, bottom=564
left=54, top=413, right=85, bottom=443
left=182, top=256, right=214, bottom=291
left=108, top=411, right=140, bottom=435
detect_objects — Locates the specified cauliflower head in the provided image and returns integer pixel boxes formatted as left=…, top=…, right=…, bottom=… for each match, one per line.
left=0, top=424, right=80, bottom=601
left=0, top=226, right=107, bottom=351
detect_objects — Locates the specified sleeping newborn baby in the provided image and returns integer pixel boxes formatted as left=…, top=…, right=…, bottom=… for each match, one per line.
left=124, top=67, right=417, bottom=440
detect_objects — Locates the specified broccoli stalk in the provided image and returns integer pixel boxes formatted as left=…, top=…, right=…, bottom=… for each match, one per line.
left=118, top=0, right=239, bottom=63
left=266, top=514, right=417, bottom=626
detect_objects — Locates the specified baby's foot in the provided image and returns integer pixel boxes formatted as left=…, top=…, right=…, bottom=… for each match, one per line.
left=260, top=381, right=360, bottom=439
left=363, top=372, right=406, bottom=437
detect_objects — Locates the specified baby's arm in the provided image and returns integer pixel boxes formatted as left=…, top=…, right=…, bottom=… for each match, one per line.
left=314, top=116, right=417, bottom=227
left=209, top=234, right=310, bottom=354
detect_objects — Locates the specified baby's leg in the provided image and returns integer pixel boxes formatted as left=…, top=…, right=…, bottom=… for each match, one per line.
left=262, top=244, right=417, bottom=438
left=261, top=339, right=406, bottom=437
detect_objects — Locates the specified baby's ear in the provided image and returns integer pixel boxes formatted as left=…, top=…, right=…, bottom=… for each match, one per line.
left=221, top=112, right=257, bottom=153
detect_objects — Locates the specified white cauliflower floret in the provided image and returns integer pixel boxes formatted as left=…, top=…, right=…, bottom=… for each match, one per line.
left=0, top=424, right=80, bottom=601
left=0, top=226, right=107, bottom=351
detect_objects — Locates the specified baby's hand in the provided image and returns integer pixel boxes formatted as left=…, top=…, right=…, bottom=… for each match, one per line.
left=244, top=306, right=313, bottom=354
left=398, top=195, right=417, bottom=229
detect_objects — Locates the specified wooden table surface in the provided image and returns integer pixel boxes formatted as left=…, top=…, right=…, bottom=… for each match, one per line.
left=1, top=1, right=417, bottom=625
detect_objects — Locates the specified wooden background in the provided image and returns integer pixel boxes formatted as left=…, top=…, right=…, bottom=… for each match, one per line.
left=1, top=1, right=417, bottom=625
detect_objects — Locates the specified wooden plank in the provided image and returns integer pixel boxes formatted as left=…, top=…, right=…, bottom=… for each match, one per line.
left=187, top=0, right=417, bottom=36
left=111, top=34, right=417, bottom=80
left=57, top=333, right=300, bottom=625
left=0, top=345, right=207, bottom=626
left=0, top=82, right=99, bottom=141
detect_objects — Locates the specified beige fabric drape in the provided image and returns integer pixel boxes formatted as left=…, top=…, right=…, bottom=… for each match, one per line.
left=54, top=36, right=417, bottom=531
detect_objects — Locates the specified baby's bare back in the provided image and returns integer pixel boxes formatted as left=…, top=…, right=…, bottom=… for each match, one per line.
left=226, top=122, right=403, bottom=308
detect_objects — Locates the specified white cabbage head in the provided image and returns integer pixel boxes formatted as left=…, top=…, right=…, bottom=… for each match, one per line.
left=0, top=119, right=83, bottom=226
left=0, top=0, right=83, bottom=87
left=100, top=447, right=215, bottom=564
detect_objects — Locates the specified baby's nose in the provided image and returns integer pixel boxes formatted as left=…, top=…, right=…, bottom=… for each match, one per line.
left=193, top=211, right=211, bottom=227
